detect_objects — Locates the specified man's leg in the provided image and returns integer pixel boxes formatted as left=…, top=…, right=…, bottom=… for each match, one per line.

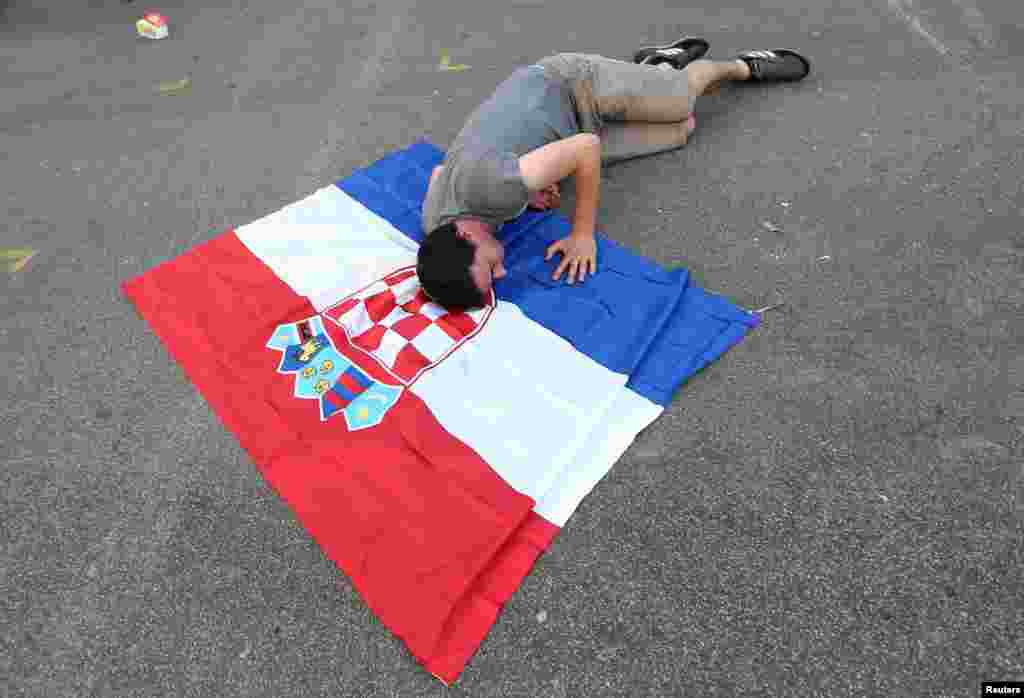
left=591, top=56, right=749, bottom=163
left=598, top=117, right=697, bottom=165
left=539, top=53, right=749, bottom=163
left=591, top=58, right=750, bottom=123
left=539, top=49, right=808, bottom=163
left=681, top=58, right=752, bottom=100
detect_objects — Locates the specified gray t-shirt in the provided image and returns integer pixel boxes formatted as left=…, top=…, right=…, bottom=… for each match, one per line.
left=422, top=64, right=580, bottom=235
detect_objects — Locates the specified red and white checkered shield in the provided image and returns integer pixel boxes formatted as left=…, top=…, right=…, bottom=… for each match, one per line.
left=322, top=266, right=494, bottom=385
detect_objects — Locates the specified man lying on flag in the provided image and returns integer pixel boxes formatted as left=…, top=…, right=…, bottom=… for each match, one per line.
left=416, top=38, right=811, bottom=306
left=121, top=33, right=806, bottom=686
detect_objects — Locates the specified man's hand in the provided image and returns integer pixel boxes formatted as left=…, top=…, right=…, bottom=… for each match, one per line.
left=528, top=183, right=561, bottom=211
left=546, top=233, right=596, bottom=284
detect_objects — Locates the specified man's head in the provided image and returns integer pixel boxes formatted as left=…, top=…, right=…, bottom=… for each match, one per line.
left=416, top=218, right=507, bottom=310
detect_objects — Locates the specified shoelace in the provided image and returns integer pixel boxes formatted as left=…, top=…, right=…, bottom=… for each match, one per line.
left=741, top=50, right=781, bottom=79
left=743, top=49, right=779, bottom=60
left=641, top=46, right=690, bottom=66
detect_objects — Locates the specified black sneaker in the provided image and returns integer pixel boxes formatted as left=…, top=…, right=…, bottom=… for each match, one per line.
left=736, top=49, right=811, bottom=82
left=632, top=36, right=709, bottom=70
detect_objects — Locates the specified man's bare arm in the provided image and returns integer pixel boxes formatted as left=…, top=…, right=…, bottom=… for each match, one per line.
left=519, top=133, right=602, bottom=239
left=567, top=137, right=600, bottom=240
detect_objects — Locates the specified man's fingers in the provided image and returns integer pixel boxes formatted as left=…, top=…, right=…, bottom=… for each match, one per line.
left=567, top=259, right=580, bottom=284
left=548, top=241, right=599, bottom=282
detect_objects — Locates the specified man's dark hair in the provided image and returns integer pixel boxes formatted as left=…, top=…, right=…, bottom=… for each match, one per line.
left=416, top=221, right=486, bottom=310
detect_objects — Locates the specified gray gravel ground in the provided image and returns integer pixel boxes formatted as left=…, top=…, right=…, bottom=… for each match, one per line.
left=2, top=0, right=1022, bottom=696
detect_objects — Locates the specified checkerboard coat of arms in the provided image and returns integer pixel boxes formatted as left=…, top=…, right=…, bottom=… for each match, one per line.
left=266, top=266, right=494, bottom=428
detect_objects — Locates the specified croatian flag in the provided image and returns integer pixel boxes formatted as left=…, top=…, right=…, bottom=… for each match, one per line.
left=122, top=141, right=759, bottom=684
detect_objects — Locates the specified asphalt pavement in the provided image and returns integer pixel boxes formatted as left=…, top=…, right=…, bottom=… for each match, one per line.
left=1, top=0, right=1021, bottom=696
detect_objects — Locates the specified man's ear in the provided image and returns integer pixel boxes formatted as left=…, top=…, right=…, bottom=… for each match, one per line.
left=453, top=220, right=482, bottom=244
